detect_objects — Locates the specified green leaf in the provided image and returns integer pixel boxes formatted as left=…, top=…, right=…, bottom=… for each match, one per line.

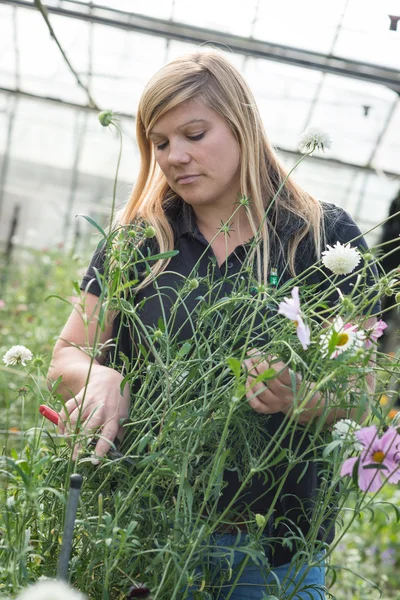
left=327, top=330, right=339, bottom=356
left=77, top=214, right=107, bottom=238
left=138, top=435, right=152, bottom=454
left=115, top=280, right=139, bottom=293
left=50, top=376, right=63, bottom=395
left=177, top=342, right=192, bottom=358
left=351, top=457, right=360, bottom=486
left=323, top=440, right=343, bottom=457
left=73, top=281, right=81, bottom=295
left=92, top=267, right=105, bottom=294
left=226, top=357, right=241, bottom=380
left=183, top=479, right=193, bottom=514
left=45, top=294, right=75, bottom=305
left=118, top=298, right=136, bottom=314
left=136, top=250, right=179, bottom=263
left=252, top=368, right=276, bottom=386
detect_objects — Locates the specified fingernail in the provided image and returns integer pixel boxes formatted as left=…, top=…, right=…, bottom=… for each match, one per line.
left=91, top=455, right=101, bottom=466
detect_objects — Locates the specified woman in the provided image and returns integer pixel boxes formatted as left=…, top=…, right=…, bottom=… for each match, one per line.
left=49, top=50, right=379, bottom=599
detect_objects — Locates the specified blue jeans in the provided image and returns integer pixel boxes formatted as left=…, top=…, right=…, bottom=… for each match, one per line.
left=186, top=533, right=326, bottom=599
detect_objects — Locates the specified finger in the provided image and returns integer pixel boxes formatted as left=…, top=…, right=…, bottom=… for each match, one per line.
left=58, top=397, right=81, bottom=434
left=116, top=424, right=126, bottom=444
left=246, top=348, right=262, bottom=358
left=247, top=395, right=273, bottom=414
left=71, top=442, right=82, bottom=462
left=271, top=365, right=301, bottom=391
left=243, top=357, right=260, bottom=378
left=92, top=424, right=120, bottom=461
left=246, top=371, right=270, bottom=404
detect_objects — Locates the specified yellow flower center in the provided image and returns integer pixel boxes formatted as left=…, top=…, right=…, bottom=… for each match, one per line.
left=372, top=451, right=385, bottom=464
left=294, top=320, right=299, bottom=328
left=336, top=332, right=349, bottom=347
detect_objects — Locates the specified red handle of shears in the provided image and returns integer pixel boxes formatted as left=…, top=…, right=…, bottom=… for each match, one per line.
left=39, top=404, right=59, bottom=425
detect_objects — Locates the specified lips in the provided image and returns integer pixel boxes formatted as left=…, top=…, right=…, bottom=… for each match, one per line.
left=176, top=174, right=200, bottom=183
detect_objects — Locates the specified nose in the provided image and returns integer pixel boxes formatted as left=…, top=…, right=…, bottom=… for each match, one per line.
left=167, top=139, right=191, bottom=166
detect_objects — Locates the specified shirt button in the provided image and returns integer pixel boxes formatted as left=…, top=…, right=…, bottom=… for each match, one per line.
left=227, top=261, right=234, bottom=269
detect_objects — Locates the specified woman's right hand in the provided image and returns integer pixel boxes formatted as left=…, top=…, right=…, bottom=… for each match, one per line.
left=58, top=366, right=130, bottom=461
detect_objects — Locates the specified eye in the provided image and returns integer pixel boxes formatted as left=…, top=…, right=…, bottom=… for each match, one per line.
left=155, top=132, right=205, bottom=151
left=156, top=140, right=168, bottom=151
left=188, top=132, right=205, bottom=141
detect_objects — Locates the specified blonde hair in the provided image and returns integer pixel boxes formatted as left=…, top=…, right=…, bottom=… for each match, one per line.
left=118, top=49, right=324, bottom=291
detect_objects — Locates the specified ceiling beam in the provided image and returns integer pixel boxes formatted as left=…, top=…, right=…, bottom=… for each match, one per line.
left=1, top=0, right=400, bottom=93
left=1, top=85, right=399, bottom=179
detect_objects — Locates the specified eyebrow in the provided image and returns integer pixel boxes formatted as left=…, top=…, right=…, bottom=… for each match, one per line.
left=149, top=119, right=210, bottom=138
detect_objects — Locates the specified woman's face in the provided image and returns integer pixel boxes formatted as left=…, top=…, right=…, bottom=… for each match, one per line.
left=148, top=99, right=241, bottom=210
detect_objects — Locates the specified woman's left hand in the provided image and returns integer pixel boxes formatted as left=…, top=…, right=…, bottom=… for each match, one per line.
left=242, top=350, right=302, bottom=415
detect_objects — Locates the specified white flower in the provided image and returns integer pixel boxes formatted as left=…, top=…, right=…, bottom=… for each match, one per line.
left=15, top=580, right=87, bottom=600
left=298, top=126, right=332, bottom=154
left=2, top=345, right=33, bottom=366
left=332, top=419, right=363, bottom=451
left=6, top=496, right=15, bottom=509
left=321, top=241, right=361, bottom=275
left=320, top=316, right=365, bottom=359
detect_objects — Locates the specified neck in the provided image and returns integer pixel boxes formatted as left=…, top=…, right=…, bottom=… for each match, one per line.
left=193, top=204, right=252, bottom=241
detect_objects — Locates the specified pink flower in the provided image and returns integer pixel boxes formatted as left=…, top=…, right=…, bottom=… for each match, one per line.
left=0, top=299, right=5, bottom=309
left=278, top=287, right=311, bottom=350
left=340, top=425, right=400, bottom=492
left=365, top=320, right=387, bottom=349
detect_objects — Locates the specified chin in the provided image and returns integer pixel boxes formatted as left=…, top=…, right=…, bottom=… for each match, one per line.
left=182, top=196, right=215, bottom=207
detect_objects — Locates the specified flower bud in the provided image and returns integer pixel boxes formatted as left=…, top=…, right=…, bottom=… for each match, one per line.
left=255, top=514, right=266, bottom=528
left=341, top=297, right=355, bottom=313
left=188, top=278, right=199, bottom=290
left=98, top=110, right=114, bottom=127
left=153, top=329, right=163, bottom=339
left=144, top=226, right=156, bottom=238
left=33, top=356, right=45, bottom=368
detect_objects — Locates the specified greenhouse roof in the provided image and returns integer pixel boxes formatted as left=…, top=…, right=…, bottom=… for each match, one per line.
left=0, top=0, right=399, bottom=248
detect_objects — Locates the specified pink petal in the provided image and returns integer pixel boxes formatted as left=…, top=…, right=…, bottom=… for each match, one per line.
left=355, top=425, right=379, bottom=450
left=381, top=458, right=400, bottom=484
left=372, top=320, right=387, bottom=338
left=380, top=427, right=400, bottom=458
left=340, top=457, right=358, bottom=478
left=278, top=299, right=298, bottom=320
left=358, top=465, right=383, bottom=492
left=278, top=287, right=301, bottom=320
left=387, top=469, right=400, bottom=485
left=291, top=287, right=300, bottom=311
left=296, top=318, right=311, bottom=351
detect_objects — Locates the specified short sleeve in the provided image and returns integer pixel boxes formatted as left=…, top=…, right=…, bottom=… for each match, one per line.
left=318, top=204, right=381, bottom=316
left=80, top=242, right=106, bottom=297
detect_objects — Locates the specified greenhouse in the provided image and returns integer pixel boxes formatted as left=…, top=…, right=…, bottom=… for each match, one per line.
left=0, top=1, right=400, bottom=599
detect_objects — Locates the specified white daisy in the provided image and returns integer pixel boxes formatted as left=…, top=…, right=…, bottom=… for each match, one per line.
left=298, top=126, right=332, bottom=154
left=332, top=419, right=363, bottom=451
left=320, top=316, right=365, bottom=359
left=2, top=345, right=33, bottom=366
left=16, top=580, right=87, bottom=600
left=321, top=241, right=361, bottom=275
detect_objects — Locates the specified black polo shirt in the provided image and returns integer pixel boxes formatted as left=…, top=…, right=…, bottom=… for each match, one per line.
left=81, top=199, right=380, bottom=566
